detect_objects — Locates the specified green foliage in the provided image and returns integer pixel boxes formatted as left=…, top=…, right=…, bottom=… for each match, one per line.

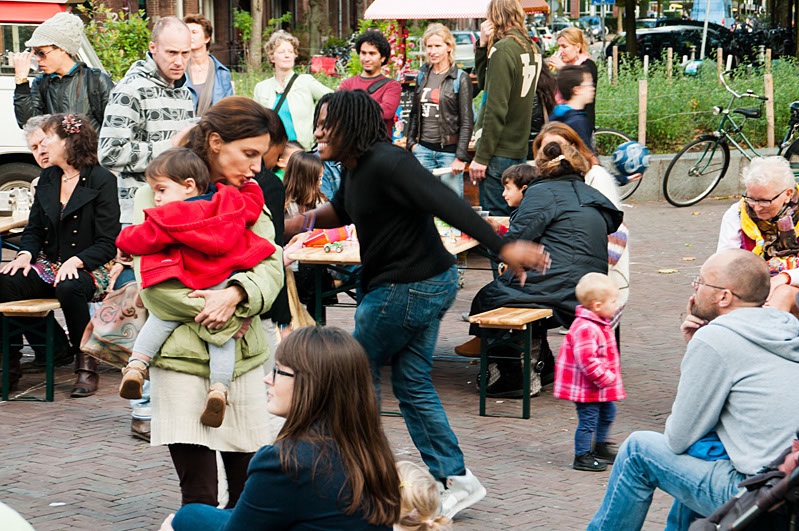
left=76, top=1, right=150, bottom=81
left=264, top=12, right=293, bottom=42
left=595, top=56, right=799, bottom=153
left=233, top=7, right=252, bottom=44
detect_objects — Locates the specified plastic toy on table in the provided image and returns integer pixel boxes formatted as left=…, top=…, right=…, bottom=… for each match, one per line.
left=303, top=225, right=357, bottom=247
left=323, top=242, right=344, bottom=253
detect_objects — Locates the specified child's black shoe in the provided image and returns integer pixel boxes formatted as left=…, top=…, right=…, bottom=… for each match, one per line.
left=573, top=453, right=608, bottom=472
left=594, top=442, right=618, bottom=463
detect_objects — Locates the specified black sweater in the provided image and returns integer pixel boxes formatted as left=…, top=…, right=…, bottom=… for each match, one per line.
left=330, top=142, right=504, bottom=291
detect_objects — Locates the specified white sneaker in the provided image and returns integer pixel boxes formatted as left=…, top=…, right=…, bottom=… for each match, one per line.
left=439, top=469, right=487, bottom=519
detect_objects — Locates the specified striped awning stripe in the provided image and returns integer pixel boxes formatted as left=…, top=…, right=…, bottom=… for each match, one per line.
left=364, top=0, right=550, bottom=20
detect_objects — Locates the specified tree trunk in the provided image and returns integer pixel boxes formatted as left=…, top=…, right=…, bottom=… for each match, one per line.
left=308, top=0, right=327, bottom=54
left=624, top=0, right=637, bottom=60
left=249, top=0, right=263, bottom=69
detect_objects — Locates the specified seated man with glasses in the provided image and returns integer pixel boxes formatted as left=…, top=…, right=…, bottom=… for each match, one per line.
left=589, top=249, right=799, bottom=530
left=717, top=156, right=799, bottom=316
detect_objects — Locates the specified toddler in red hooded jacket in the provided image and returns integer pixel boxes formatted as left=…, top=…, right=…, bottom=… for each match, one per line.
left=115, top=148, right=276, bottom=428
left=554, top=272, right=626, bottom=472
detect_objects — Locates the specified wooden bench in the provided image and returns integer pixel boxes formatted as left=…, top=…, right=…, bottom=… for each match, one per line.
left=469, top=307, right=553, bottom=419
left=0, top=299, right=62, bottom=402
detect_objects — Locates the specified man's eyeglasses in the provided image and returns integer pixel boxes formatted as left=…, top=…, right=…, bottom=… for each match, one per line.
left=272, top=365, right=295, bottom=380
left=742, top=188, right=789, bottom=207
left=32, top=48, right=57, bottom=59
left=691, top=276, right=741, bottom=298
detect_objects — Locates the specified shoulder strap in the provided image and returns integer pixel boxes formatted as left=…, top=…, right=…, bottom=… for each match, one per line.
left=367, top=76, right=391, bottom=94
left=274, top=73, right=298, bottom=113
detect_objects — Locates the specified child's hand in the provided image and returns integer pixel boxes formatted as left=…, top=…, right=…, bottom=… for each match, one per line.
left=485, top=217, right=501, bottom=232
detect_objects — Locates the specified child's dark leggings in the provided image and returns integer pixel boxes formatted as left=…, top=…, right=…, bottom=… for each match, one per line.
left=574, top=401, right=616, bottom=456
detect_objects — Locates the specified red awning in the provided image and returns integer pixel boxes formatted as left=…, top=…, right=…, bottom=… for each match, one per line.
left=364, top=0, right=548, bottom=19
left=0, top=1, right=67, bottom=23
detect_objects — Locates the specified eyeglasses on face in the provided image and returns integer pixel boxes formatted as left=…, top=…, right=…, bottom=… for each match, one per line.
left=272, top=365, right=295, bottom=380
left=742, top=188, right=789, bottom=207
left=691, top=276, right=742, bottom=299
left=32, top=48, right=57, bottom=59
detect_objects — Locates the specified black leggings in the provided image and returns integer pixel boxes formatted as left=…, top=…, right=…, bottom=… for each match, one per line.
left=0, top=269, right=94, bottom=354
left=168, top=444, right=254, bottom=508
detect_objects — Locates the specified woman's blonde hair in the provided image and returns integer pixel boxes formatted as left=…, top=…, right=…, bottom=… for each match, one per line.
left=557, top=27, right=589, bottom=55
left=422, top=23, right=456, bottom=67
left=264, top=29, right=299, bottom=65
left=396, top=461, right=452, bottom=531
left=487, top=0, right=531, bottom=49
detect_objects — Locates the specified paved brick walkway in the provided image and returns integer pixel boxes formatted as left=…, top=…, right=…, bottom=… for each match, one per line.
left=0, top=197, right=735, bottom=530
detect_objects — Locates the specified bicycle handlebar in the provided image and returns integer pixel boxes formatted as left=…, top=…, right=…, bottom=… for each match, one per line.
left=719, top=70, right=768, bottom=101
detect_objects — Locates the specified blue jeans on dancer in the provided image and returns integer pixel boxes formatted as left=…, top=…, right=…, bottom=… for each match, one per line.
left=353, top=265, right=463, bottom=480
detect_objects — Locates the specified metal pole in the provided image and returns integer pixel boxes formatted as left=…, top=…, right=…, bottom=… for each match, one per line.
left=700, top=0, right=712, bottom=59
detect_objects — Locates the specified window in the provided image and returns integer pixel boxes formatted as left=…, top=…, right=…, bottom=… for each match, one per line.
left=0, top=24, right=38, bottom=76
left=454, top=33, right=473, bottom=45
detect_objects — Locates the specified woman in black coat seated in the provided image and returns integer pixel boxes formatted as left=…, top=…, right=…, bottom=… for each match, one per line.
left=458, top=141, right=623, bottom=398
left=164, top=326, right=400, bottom=530
left=0, top=114, right=120, bottom=396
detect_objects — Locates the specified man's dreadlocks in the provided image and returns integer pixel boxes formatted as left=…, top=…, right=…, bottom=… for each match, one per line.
left=316, top=89, right=390, bottom=161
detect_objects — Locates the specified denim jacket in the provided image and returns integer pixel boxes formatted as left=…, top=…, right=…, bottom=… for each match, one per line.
left=186, top=54, right=234, bottom=110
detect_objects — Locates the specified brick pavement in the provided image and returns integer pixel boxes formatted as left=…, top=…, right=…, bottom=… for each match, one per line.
left=0, top=197, right=736, bottom=530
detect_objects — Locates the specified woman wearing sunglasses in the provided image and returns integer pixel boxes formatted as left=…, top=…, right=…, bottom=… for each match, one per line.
left=162, top=326, right=400, bottom=531
left=717, top=156, right=799, bottom=316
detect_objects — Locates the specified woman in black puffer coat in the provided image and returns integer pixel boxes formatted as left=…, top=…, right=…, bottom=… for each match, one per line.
left=462, top=141, right=623, bottom=398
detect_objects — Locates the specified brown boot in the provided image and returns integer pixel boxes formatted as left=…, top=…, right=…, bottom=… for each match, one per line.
left=200, top=382, right=228, bottom=428
left=71, top=352, right=99, bottom=397
left=119, top=359, right=148, bottom=400
left=455, top=337, right=482, bottom=358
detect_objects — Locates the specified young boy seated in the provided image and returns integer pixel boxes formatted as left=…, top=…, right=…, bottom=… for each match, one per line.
left=551, top=64, right=596, bottom=151
left=486, top=164, right=537, bottom=237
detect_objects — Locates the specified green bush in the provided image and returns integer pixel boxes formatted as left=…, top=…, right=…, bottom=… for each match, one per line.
left=595, top=56, right=799, bottom=153
left=76, top=1, right=150, bottom=81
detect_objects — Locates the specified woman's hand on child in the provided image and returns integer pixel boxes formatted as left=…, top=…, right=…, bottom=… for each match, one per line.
left=233, top=317, right=252, bottom=339
left=189, top=285, right=246, bottom=329
left=54, top=256, right=84, bottom=285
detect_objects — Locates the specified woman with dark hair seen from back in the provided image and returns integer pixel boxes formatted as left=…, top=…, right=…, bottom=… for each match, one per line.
left=283, top=89, right=550, bottom=520
left=130, top=96, right=285, bottom=509
left=0, top=113, right=120, bottom=397
left=164, top=326, right=400, bottom=530
left=458, top=137, right=622, bottom=400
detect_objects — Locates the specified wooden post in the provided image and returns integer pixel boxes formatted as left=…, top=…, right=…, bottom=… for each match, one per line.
left=765, top=73, right=775, bottom=148
left=613, top=46, right=619, bottom=85
left=643, top=55, right=649, bottom=77
left=766, top=48, right=772, bottom=75
left=717, top=48, right=723, bottom=83
left=726, top=54, right=733, bottom=71
left=639, top=79, right=647, bottom=145
left=667, top=47, right=673, bottom=79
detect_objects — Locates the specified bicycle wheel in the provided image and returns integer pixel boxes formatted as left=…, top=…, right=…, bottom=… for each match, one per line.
left=782, top=138, right=799, bottom=182
left=662, top=136, right=730, bottom=207
left=592, top=128, right=641, bottom=200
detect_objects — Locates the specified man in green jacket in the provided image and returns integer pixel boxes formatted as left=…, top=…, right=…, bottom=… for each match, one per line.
left=470, top=0, right=542, bottom=216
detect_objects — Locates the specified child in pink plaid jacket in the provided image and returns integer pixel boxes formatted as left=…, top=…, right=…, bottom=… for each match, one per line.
left=555, top=272, right=626, bottom=472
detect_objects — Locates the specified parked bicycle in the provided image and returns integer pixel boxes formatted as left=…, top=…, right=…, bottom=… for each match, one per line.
left=662, top=69, right=799, bottom=207
left=593, top=128, right=641, bottom=200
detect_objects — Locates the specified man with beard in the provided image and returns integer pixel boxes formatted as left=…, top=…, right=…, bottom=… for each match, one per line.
left=588, top=249, right=799, bottom=530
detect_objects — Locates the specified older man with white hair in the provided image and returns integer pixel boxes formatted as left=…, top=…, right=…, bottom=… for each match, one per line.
left=717, top=156, right=799, bottom=315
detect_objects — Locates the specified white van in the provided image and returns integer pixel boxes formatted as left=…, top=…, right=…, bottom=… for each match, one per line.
left=1, top=7, right=106, bottom=197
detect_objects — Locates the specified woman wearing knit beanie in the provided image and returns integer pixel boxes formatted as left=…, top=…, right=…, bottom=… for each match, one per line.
left=13, top=12, right=114, bottom=134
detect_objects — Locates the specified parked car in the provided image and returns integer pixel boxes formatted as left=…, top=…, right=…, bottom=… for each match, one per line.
left=536, top=26, right=556, bottom=52
left=578, top=16, right=605, bottom=42
left=605, top=25, right=738, bottom=65
left=636, top=18, right=659, bottom=28
left=0, top=4, right=106, bottom=199
left=452, top=30, right=479, bottom=70
left=527, top=26, right=552, bottom=53
left=549, top=17, right=572, bottom=34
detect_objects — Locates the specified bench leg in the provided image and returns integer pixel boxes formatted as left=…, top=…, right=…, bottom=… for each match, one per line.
left=45, top=313, right=54, bottom=402
left=479, top=330, right=488, bottom=417
left=522, top=327, right=531, bottom=420
left=1, top=315, right=9, bottom=401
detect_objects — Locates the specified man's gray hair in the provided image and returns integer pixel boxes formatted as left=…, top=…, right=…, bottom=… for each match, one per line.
left=742, top=156, right=794, bottom=190
left=151, top=16, right=190, bottom=45
left=22, top=115, right=50, bottom=141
